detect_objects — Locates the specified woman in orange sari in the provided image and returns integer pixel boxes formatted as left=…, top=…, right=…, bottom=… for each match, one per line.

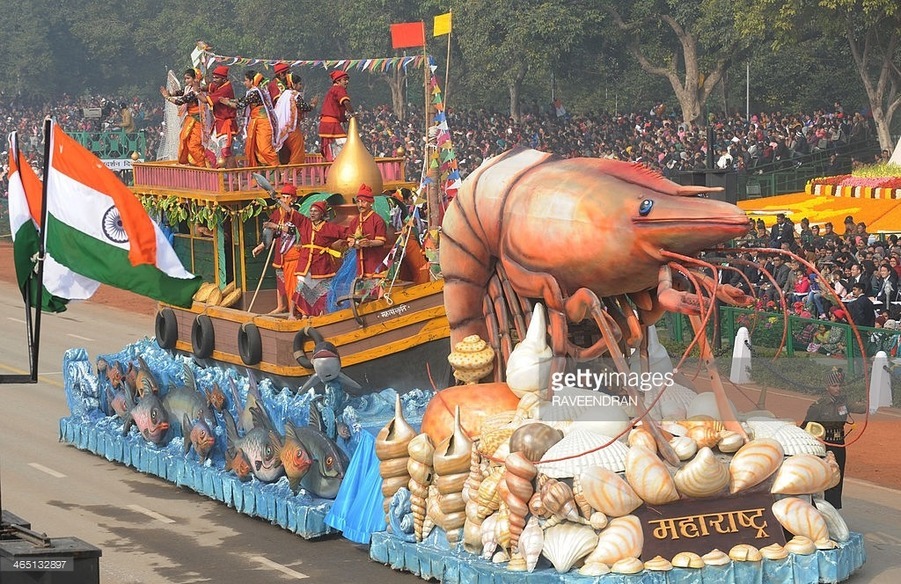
left=223, top=71, right=279, bottom=167
left=160, top=68, right=210, bottom=167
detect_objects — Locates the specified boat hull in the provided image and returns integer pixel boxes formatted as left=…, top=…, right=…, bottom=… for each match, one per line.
left=157, top=280, right=453, bottom=393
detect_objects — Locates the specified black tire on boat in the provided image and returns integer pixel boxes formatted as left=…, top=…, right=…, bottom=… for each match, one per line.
left=155, top=308, right=178, bottom=349
left=238, top=323, right=263, bottom=365
left=292, top=326, right=324, bottom=369
left=191, top=315, right=215, bottom=359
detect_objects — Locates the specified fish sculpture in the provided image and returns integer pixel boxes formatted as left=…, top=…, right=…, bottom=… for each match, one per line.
left=224, top=444, right=253, bottom=482
left=183, top=413, right=215, bottom=461
left=206, top=382, right=228, bottom=412
left=133, top=355, right=159, bottom=398
left=288, top=423, right=349, bottom=498
left=229, top=372, right=265, bottom=434
left=223, top=404, right=284, bottom=483
left=106, top=384, right=131, bottom=421
left=273, top=422, right=314, bottom=492
left=163, top=363, right=218, bottom=437
left=122, top=385, right=170, bottom=445
left=299, top=341, right=363, bottom=394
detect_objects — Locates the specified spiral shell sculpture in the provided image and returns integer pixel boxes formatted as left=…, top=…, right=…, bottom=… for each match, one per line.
left=509, top=422, right=563, bottom=463
left=406, top=433, right=435, bottom=542
left=432, top=407, right=473, bottom=544
left=517, top=516, right=544, bottom=572
left=501, top=451, right=537, bottom=553
left=538, top=475, right=581, bottom=523
left=462, top=441, right=486, bottom=553
left=376, top=395, right=417, bottom=516
left=447, top=335, right=496, bottom=384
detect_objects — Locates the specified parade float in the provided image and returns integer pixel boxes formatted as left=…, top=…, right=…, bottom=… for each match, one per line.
left=57, top=44, right=867, bottom=583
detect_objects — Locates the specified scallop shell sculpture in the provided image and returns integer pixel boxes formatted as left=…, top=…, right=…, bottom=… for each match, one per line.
left=576, top=467, right=643, bottom=517
left=376, top=395, right=417, bottom=515
left=814, top=497, right=850, bottom=543
left=729, top=438, right=784, bottom=494
left=509, top=423, right=564, bottom=463
left=670, top=436, right=698, bottom=461
left=406, top=433, right=435, bottom=542
left=729, top=544, right=763, bottom=562
left=517, top=516, right=544, bottom=573
left=747, top=419, right=826, bottom=456
left=541, top=522, right=598, bottom=573
left=448, top=335, right=495, bottom=384
left=672, top=551, right=705, bottom=569
left=433, top=407, right=474, bottom=544
left=583, top=515, right=643, bottom=566
left=674, top=447, right=729, bottom=498
left=772, top=497, right=829, bottom=542
left=624, top=445, right=679, bottom=506
left=537, top=429, right=629, bottom=478
left=502, top=451, right=537, bottom=553
left=771, top=454, right=833, bottom=495
left=505, top=303, right=553, bottom=397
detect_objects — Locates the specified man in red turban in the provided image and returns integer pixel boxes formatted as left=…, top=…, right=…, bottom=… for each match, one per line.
left=318, top=70, right=353, bottom=161
left=207, top=65, right=236, bottom=168
left=346, top=183, right=388, bottom=298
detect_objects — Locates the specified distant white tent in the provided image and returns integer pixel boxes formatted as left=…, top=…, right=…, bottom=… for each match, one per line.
left=890, top=136, right=901, bottom=165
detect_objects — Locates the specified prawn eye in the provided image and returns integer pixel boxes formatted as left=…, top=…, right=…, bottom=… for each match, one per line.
left=325, top=456, right=334, bottom=469
left=639, top=199, right=653, bottom=216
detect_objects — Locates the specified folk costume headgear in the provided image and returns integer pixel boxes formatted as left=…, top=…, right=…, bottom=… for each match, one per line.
left=212, top=65, right=229, bottom=77
left=827, top=367, right=845, bottom=386
left=310, top=200, right=328, bottom=214
left=280, top=184, right=298, bottom=197
left=356, top=183, right=374, bottom=202
left=329, top=70, right=349, bottom=83
left=274, top=63, right=290, bottom=74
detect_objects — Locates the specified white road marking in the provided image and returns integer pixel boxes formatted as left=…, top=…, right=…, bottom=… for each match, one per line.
left=28, top=463, right=66, bottom=478
left=126, top=504, right=175, bottom=524
left=251, top=556, right=309, bottom=579
left=67, top=333, right=95, bottom=342
left=846, top=477, right=901, bottom=493
left=7, top=317, right=27, bottom=324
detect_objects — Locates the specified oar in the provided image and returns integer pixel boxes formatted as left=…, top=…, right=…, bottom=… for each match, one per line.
left=247, top=240, right=275, bottom=314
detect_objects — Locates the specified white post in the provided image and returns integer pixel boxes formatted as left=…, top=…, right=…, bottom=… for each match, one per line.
left=731, top=327, right=752, bottom=384
left=870, top=351, right=893, bottom=413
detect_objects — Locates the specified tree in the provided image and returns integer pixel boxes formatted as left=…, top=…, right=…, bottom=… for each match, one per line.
left=604, top=0, right=757, bottom=125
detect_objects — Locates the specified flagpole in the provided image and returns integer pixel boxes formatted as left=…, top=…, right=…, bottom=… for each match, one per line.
left=31, top=118, right=53, bottom=382
left=444, top=11, right=452, bottom=107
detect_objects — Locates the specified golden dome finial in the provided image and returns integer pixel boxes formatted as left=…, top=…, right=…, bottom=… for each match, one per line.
left=325, top=116, right=384, bottom=198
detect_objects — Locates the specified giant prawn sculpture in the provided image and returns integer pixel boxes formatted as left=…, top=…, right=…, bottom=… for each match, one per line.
left=438, top=148, right=755, bottom=464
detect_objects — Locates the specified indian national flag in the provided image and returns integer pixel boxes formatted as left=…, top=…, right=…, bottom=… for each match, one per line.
left=44, top=122, right=201, bottom=307
left=6, top=132, right=68, bottom=312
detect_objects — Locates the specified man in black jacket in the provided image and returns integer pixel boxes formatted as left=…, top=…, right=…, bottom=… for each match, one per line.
left=845, top=283, right=876, bottom=328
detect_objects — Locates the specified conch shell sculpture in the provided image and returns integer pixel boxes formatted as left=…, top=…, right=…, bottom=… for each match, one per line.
left=375, top=395, right=417, bottom=516
left=447, top=335, right=495, bottom=384
left=505, top=303, right=553, bottom=397
left=406, top=433, right=435, bottom=542
left=432, top=406, right=473, bottom=544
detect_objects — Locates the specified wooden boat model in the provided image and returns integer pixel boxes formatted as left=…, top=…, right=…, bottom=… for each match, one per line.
left=134, top=122, right=452, bottom=393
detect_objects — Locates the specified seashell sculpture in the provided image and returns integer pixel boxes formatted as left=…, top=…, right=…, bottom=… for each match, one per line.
left=674, top=447, right=729, bottom=498
left=772, top=497, right=829, bottom=542
left=624, top=445, right=679, bottom=505
left=644, top=555, right=674, bottom=571
left=509, top=423, right=563, bottom=463
left=515, top=516, right=544, bottom=573
left=538, top=475, right=581, bottom=523
left=480, top=513, right=500, bottom=560
left=376, top=395, right=417, bottom=516
left=687, top=392, right=739, bottom=421
left=494, top=502, right=512, bottom=555
left=729, top=437, right=784, bottom=494
left=610, top=557, right=644, bottom=574
left=686, top=424, right=721, bottom=449
left=701, top=549, right=730, bottom=566
left=537, top=429, right=629, bottom=478
left=577, top=466, right=642, bottom=517
left=824, top=451, right=841, bottom=490
left=717, top=430, right=745, bottom=453
left=814, top=497, right=850, bottom=543
left=747, top=419, right=826, bottom=456
left=583, top=515, right=643, bottom=567
left=628, top=426, right=658, bottom=453
left=477, top=426, right=514, bottom=459
left=759, top=543, right=789, bottom=560
left=476, top=466, right=505, bottom=520
left=541, top=522, right=598, bottom=573
left=784, top=535, right=817, bottom=555
left=448, top=335, right=496, bottom=384
left=505, top=303, right=553, bottom=397
left=670, top=436, right=698, bottom=461
left=433, top=407, right=474, bottom=544
left=406, top=433, right=435, bottom=542
left=672, top=551, right=705, bottom=568
left=729, top=544, right=763, bottom=562
left=501, top=451, right=537, bottom=553
left=578, top=561, right=611, bottom=577
left=771, top=454, right=833, bottom=495
left=462, top=441, right=485, bottom=553
left=422, top=485, right=440, bottom=540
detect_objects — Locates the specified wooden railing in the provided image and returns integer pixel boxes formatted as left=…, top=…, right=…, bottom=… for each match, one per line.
left=132, top=156, right=409, bottom=201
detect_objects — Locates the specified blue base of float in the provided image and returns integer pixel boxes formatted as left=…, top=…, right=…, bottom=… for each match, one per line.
left=369, top=530, right=866, bottom=584
left=59, top=341, right=432, bottom=542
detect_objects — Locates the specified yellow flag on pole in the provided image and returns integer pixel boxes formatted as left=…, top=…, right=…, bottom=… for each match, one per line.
left=434, top=12, right=452, bottom=37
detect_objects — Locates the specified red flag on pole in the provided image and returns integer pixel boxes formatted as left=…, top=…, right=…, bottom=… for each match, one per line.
left=391, top=22, right=426, bottom=49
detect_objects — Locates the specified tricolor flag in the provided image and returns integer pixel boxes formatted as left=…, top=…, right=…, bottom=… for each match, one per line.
left=433, top=12, right=452, bottom=37
left=43, top=122, right=202, bottom=307
left=6, top=132, right=68, bottom=312
left=390, top=21, right=426, bottom=49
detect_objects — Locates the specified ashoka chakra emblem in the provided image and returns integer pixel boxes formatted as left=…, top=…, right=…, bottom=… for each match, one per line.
left=101, top=206, right=129, bottom=244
